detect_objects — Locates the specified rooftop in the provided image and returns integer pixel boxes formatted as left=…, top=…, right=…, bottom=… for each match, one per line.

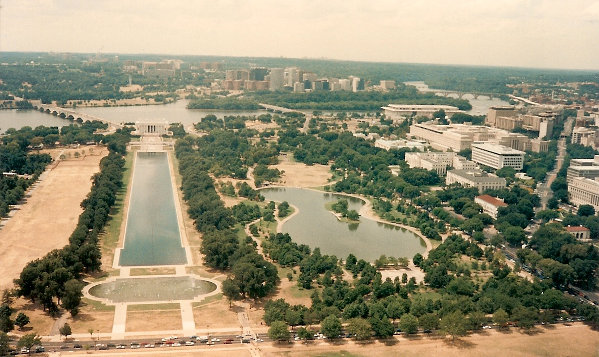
left=448, top=169, right=507, bottom=184
left=565, top=226, right=590, bottom=232
left=475, top=194, right=508, bottom=207
left=472, top=142, right=525, bottom=155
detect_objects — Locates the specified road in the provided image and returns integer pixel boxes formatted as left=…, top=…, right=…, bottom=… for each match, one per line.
left=537, top=117, right=573, bottom=210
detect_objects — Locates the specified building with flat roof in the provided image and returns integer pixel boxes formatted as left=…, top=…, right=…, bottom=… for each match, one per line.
left=380, top=80, right=396, bottom=90
left=486, top=106, right=517, bottom=127
left=567, top=156, right=599, bottom=183
left=475, top=194, right=508, bottom=219
left=383, top=104, right=461, bottom=121
left=374, top=139, right=428, bottom=151
left=405, top=152, right=455, bottom=175
left=572, top=127, right=597, bottom=148
left=269, top=68, right=284, bottom=91
left=471, top=142, right=525, bottom=170
left=408, top=123, right=539, bottom=152
left=446, top=169, right=506, bottom=192
left=568, top=177, right=599, bottom=210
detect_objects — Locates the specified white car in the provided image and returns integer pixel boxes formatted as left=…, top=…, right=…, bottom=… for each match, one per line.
left=483, top=325, right=492, bottom=329
left=185, top=341, right=195, bottom=346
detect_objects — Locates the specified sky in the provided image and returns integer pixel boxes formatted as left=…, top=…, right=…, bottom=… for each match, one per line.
left=2, top=0, right=599, bottom=70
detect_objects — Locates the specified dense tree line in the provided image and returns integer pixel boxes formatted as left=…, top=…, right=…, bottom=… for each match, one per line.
left=244, top=88, right=471, bottom=111
left=175, top=136, right=279, bottom=302
left=14, top=138, right=128, bottom=314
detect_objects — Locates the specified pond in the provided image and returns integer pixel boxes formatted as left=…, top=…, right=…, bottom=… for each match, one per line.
left=88, top=276, right=216, bottom=303
left=260, top=187, right=426, bottom=262
left=118, top=152, right=187, bottom=266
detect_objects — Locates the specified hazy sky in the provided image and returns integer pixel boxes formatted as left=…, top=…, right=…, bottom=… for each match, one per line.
left=2, top=0, right=599, bottom=70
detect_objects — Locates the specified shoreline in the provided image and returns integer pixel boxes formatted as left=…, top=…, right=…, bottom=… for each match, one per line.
left=259, top=185, right=434, bottom=259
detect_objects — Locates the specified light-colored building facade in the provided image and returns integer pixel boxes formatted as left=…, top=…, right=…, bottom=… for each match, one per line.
left=380, top=80, right=396, bottom=90
left=405, top=152, right=455, bottom=175
left=572, top=127, right=597, bottom=147
left=569, top=176, right=599, bottom=210
left=475, top=194, right=508, bottom=219
left=374, top=139, right=428, bottom=151
left=567, top=156, right=599, bottom=183
left=565, top=226, right=591, bottom=240
left=446, top=169, right=506, bottom=192
left=408, top=123, right=542, bottom=152
left=269, top=68, right=284, bottom=91
left=486, top=106, right=517, bottom=127
left=471, top=143, right=525, bottom=170
left=133, top=121, right=170, bottom=136
left=383, top=105, right=462, bottom=121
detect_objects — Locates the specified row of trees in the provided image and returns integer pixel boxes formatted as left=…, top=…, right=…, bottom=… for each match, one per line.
left=14, top=132, right=129, bottom=314
left=175, top=136, right=280, bottom=303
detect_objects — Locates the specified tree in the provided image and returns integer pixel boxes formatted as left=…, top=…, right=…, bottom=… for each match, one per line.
left=413, top=253, right=424, bottom=267
left=0, top=332, right=9, bottom=357
left=577, top=204, right=595, bottom=217
left=268, top=320, right=290, bottom=342
left=321, top=315, right=342, bottom=339
left=15, top=313, right=30, bottom=330
left=1, top=290, right=13, bottom=306
left=0, top=304, right=13, bottom=333
left=493, top=309, right=509, bottom=329
left=419, top=312, right=440, bottom=332
left=346, top=318, right=372, bottom=340
left=17, top=333, right=41, bottom=352
left=468, top=311, right=487, bottom=330
left=369, top=316, right=394, bottom=338
left=399, top=313, right=419, bottom=335
left=296, top=326, right=313, bottom=342
left=62, top=279, right=83, bottom=316
left=441, top=311, right=469, bottom=340
left=222, top=279, right=240, bottom=308
left=511, top=306, right=538, bottom=329
left=59, top=323, right=72, bottom=340
left=503, top=226, right=526, bottom=247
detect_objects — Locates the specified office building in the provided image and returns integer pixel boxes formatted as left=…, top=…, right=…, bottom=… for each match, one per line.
left=293, top=82, right=305, bottom=93
left=405, top=152, right=456, bottom=175
left=269, top=68, right=284, bottom=91
left=384, top=105, right=462, bottom=121
left=486, top=106, right=517, bottom=127
left=471, top=143, right=524, bottom=170
left=569, top=176, right=599, bottom=210
left=572, top=127, right=597, bottom=147
left=475, top=195, right=508, bottom=219
left=374, top=139, right=428, bottom=151
left=446, top=169, right=506, bottom=192
left=339, top=79, right=351, bottom=91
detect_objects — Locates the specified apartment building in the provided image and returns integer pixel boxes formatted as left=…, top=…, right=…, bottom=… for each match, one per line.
left=471, top=143, right=525, bottom=170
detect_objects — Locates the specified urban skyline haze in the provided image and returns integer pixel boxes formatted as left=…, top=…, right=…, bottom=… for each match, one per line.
left=1, top=0, right=599, bottom=70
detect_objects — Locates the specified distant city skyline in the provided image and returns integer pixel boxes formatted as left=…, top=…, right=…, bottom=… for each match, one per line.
left=2, top=0, right=599, bottom=70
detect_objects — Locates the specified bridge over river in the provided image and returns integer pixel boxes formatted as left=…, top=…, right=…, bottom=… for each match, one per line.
left=31, top=101, right=122, bottom=130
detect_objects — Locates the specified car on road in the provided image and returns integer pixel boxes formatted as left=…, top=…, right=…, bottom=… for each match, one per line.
left=185, top=341, right=195, bottom=346
left=116, top=344, right=126, bottom=349
left=172, top=342, right=182, bottom=347
left=224, top=339, right=233, bottom=344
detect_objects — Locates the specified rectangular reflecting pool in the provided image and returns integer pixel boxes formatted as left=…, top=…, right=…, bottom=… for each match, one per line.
left=119, top=152, right=187, bottom=266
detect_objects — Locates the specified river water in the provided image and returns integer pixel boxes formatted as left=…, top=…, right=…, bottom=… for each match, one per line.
left=404, top=81, right=510, bottom=116
left=261, top=187, right=426, bottom=262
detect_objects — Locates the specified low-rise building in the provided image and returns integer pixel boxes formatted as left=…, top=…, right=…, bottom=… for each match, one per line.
left=471, top=142, right=524, bottom=170
left=474, top=194, right=508, bottom=219
left=374, top=139, right=428, bottom=151
left=565, top=226, right=591, bottom=240
left=568, top=176, right=599, bottom=210
left=572, top=127, right=597, bottom=147
left=382, top=104, right=462, bottom=121
left=567, top=156, right=599, bottom=183
left=405, top=152, right=455, bottom=175
left=446, top=169, right=506, bottom=192
left=453, top=155, right=478, bottom=170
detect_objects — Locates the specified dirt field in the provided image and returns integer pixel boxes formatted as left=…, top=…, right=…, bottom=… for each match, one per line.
left=126, top=310, right=182, bottom=332
left=262, top=323, right=599, bottom=357
left=0, top=148, right=107, bottom=291
left=10, top=297, right=56, bottom=336
left=273, top=155, right=332, bottom=188
left=193, top=300, right=240, bottom=330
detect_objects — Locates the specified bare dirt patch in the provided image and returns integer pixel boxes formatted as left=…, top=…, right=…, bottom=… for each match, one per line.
left=262, top=323, right=599, bottom=357
left=193, top=299, right=240, bottom=330
left=10, top=297, right=56, bottom=336
left=273, top=155, right=331, bottom=188
left=0, top=148, right=108, bottom=291
left=126, top=309, right=182, bottom=332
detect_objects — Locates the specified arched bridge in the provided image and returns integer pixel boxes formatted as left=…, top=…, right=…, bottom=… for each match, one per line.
left=33, top=104, right=122, bottom=130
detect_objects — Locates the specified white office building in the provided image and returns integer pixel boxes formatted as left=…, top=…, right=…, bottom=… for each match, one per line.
left=569, top=176, right=599, bottom=210
left=374, top=139, right=428, bottom=151
left=446, top=169, right=506, bottom=192
left=405, top=152, right=455, bottom=175
left=269, top=68, right=284, bottom=91
left=471, top=142, right=524, bottom=170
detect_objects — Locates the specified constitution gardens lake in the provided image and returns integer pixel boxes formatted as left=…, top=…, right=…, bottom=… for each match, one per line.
left=260, top=187, right=426, bottom=262
left=118, top=151, right=188, bottom=266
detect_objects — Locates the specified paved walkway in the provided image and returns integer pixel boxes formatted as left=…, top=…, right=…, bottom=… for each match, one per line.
left=111, top=304, right=127, bottom=340
left=180, top=301, right=196, bottom=334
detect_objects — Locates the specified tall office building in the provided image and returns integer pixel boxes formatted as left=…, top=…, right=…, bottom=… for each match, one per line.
left=269, top=68, right=284, bottom=91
